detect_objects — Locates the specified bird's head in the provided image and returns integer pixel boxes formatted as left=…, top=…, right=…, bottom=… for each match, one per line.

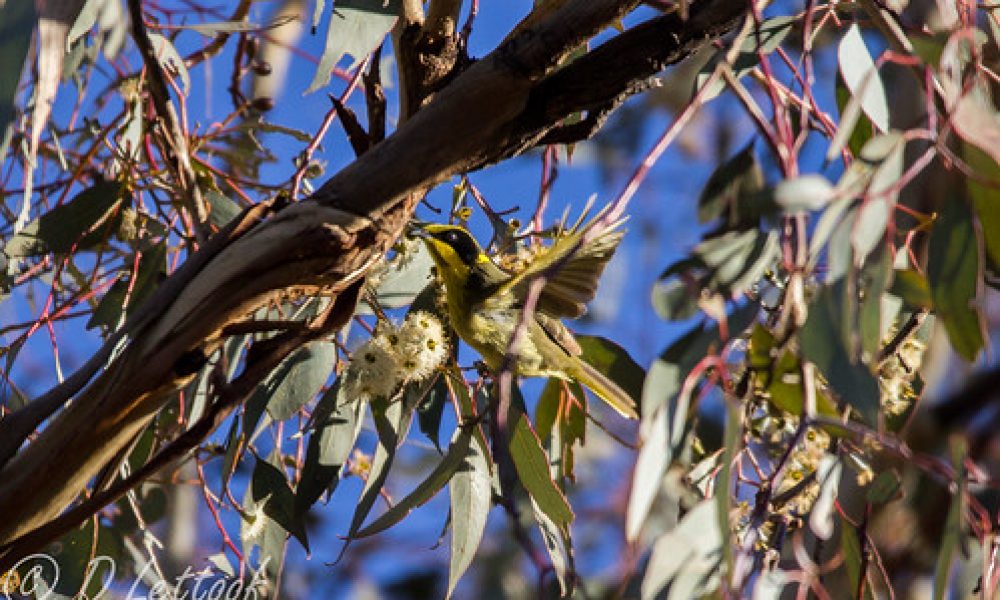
left=414, top=224, right=491, bottom=285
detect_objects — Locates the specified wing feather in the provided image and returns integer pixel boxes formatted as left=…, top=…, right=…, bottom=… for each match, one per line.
left=499, top=222, right=625, bottom=320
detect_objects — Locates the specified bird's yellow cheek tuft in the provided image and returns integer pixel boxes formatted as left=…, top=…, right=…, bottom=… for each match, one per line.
left=423, top=239, right=469, bottom=283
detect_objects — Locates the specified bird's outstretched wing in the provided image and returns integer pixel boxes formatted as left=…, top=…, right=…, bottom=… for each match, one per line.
left=499, top=215, right=625, bottom=319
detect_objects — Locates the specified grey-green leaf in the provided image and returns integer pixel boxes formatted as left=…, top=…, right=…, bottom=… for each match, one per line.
left=306, top=0, right=400, bottom=94
left=838, top=24, right=889, bottom=133
left=147, top=33, right=190, bottom=95
left=5, top=180, right=124, bottom=257
left=247, top=341, right=335, bottom=425
left=296, top=383, right=365, bottom=513
left=800, top=282, right=880, bottom=424
left=509, top=406, right=574, bottom=527
left=927, top=198, right=985, bottom=361
left=774, top=174, right=835, bottom=213
left=447, top=434, right=491, bottom=599
left=0, top=1, right=37, bottom=135
left=355, top=427, right=473, bottom=538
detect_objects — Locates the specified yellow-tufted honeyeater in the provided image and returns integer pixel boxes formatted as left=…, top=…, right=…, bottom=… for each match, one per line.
left=416, top=219, right=638, bottom=419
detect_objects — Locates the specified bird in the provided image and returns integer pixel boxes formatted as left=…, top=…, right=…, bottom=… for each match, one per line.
left=415, top=215, right=638, bottom=419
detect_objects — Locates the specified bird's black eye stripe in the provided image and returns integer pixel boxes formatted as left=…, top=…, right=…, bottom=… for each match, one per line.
left=434, top=229, right=480, bottom=265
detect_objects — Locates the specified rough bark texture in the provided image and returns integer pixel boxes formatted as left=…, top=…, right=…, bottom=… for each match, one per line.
left=0, top=0, right=745, bottom=560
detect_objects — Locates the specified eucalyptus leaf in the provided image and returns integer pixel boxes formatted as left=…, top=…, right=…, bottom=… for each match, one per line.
left=147, top=33, right=190, bottom=95
left=340, top=395, right=409, bottom=557
left=0, top=0, right=35, bottom=136
left=576, top=335, right=645, bottom=405
left=800, top=282, right=880, bottom=424
left=696, top=16, right=796, bottom=101
left=933, top=439, right=966, bottom=600
left=808, top=456, right=842, bottom=540
left=628, top=303, right=758, bottom=541
left=296, top=382, right=365, bottom=513
left=531, top=495, right=575, bottom=597
left=927, top=198, right=985, bottom=361
left=251, top=456, right=310, bottom=551
left=509, top=402, right=574, bottom=527
left=245, top=341, right=335, bottom=427
left=837, top=24, right=889, bottom=133
left=774, top=174, right=835, bottom=213
left=641, top=500, right=722, bottom=600
left=5, top=180, right=124, bottom=257
left=447, top=434, right=491, bottom=599
left=306, top=0, right=400, bottom=94
left=355, top=427, right=473, bottom=538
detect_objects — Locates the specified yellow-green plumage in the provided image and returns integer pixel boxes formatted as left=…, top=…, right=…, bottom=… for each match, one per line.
left=418, top=221, right=638, bottom=419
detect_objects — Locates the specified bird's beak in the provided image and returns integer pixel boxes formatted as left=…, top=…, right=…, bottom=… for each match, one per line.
left=406, top=220, right=432, bottom=239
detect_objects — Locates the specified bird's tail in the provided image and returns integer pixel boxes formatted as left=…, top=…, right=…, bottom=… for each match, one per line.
left=570, top=359, right=639, bottom=419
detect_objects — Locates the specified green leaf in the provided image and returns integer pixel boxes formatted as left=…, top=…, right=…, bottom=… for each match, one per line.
left=800, top=281, right=880, bottom=424
left=927, top=199, right=985, bottom=361
left=535, top=378, right=563, bottom=442
left=841, top=517, right=864, bottom=597
left=808, top=197, right=854, bottom=277
left=296, top=382, right=365, bottom=513
left=694, top=228, right=780, bottom=296
left=447, top=434, right=491, bottom=599
left=306, top=0, right=400, bottom=94
left=147, top=33, right=190, bottom=95
left=340, top=395, right=409, bottom=556
left=774, top=174, right=835, bottom=213
left=26, top=519, right=121, bottom=600
left=808, top=456, right=842, bottom=540
left=651, top=261, right=703, bottom=322
left=627, top=406, right=668, bottom=544
left=640, top=499, right=722, bottom=600
left=747, top=324, right=839, bottom=417
left=0, top=1, right=36, bottom=136
left=963, top=143, right=1000, bottom=271
left=575, top=335, right=645, bottom=404
left=853, top=133, right=905, bottom=264
left=509, top=404, right=574, bottom=527
left=531, top=495, right=575, bottom=597
left=697, top=143, right=765, bottom=225
left=355, top=427, right=473, bottom=538
left=251, top=456, right=310, bottom=551
left=831, top=70, right=876, bottom=159
left=695, top=16, right=796, bottom=102
left=837, top=24, right=889, bottom=133
left=628, top=303, right=759, bottom=541
left=359, top=244, right=435, bottom=314
left=245, top=341, right=335, bottom=431
left=178, top=17, right=295, bottom=37
left=5, top=180, right=124, bottom=257
left=241, top=469, right=286, bottom=582
left=220, top=415, right=243, bottom=496
left=889, top=269, right=932, bottom=309
left=716, top=401, right=740, bottom=577
left=933, top=439, right=966, bottom=600
left=859, top=242, right=893, bottom=360
left=87, top=242, right=167, bottom=330
left=206, top=189, right=242, bottom=228
left=414, top=372, right=449, bottom=453
left=908, top=31, right=950, bottom=67
left=950, top=84, right=1000, bottom=167
left=866, top=470, right=901, bottom=504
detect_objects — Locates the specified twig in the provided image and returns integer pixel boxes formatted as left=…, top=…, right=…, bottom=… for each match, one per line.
left=126, top=0, right=210, bottom=241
